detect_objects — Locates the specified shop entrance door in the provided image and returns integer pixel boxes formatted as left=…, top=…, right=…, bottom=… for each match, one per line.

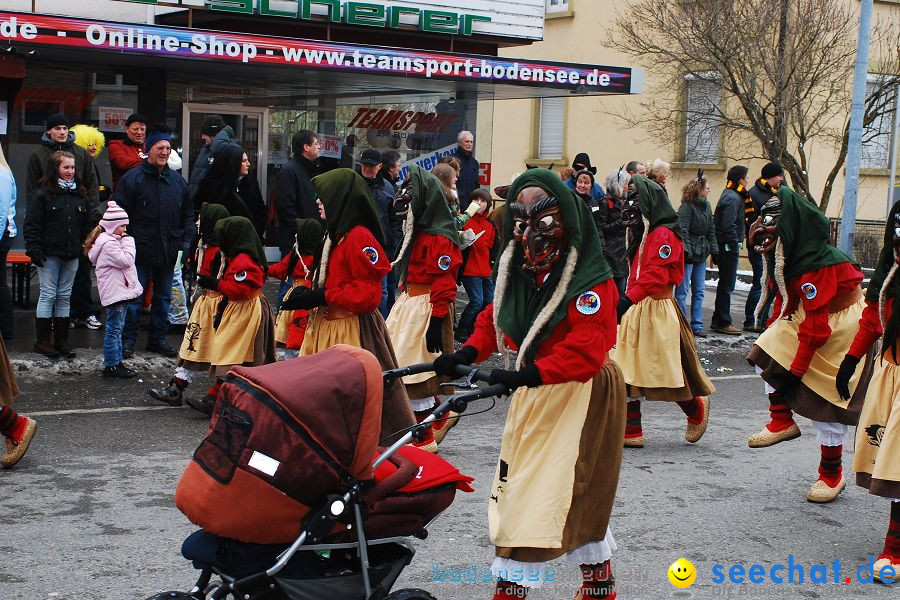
left=181, top=103, right=270, bottom=201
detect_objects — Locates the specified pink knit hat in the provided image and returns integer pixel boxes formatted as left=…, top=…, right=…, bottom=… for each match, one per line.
left=100, top=201, right=129, bottom=233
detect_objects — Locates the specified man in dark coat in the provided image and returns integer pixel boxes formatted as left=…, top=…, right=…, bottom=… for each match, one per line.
left=711, top=165, right=749, bottom=335
left=357, top=148, right=400, bottom=317
left=187, top=114, right=237, bottom=203
left=744, top=162, right=784, bottom=331
left=115, top=125, right=195, bottom=358
left=274, top=130, right=321, bottom=253
left=450, top=130, right=480, bottom=212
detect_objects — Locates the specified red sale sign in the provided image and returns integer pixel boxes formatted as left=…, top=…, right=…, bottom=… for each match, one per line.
left=99, top=106, right=131, bottom=132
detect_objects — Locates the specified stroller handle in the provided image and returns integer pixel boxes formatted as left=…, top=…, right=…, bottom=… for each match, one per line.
left=382, top=361, right=493, bottom=383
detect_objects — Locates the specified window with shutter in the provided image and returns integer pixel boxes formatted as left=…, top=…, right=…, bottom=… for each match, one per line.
left=546, top=0, right=570, bottom=13
left=538, top=97, right=564, bottom=160
left=683, top=74, right=722, bottom=164
left=861, top=75, right=895, bottom=170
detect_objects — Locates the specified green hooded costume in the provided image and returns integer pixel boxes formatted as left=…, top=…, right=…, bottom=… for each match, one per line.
left=215, top=216, right=267, bottom=266
left=394, top=165, right=459, bottom=281
left=199, top=202, right=230, bottom=247
left=627, top=174, right=681, bottom=262
left=312, top=168, right=387, bottom=251
left=774, top=186, right=852, bottom=280
left=294, top=218, right=325, bottom=256
left=499, top=169, right=613, bottom=363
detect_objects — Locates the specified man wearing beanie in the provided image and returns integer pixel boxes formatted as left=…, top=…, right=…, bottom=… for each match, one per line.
left=115, top=124, right=195, bottom=358
left=711, top=164, right=749, bottom=335
left=187, top=114, right=237, bottom=203
left=107, top=113, right=148, bottom=190
left=564, top=152, right=606, bottom=202
left=744, top=162, right=785, bottom=331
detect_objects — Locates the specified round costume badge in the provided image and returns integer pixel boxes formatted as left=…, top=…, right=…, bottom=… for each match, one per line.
left=658, top=244, right=672, bottom=259
left=362, top=246, right=379, bottom=265
left=576, top=291, right=601, bottom=315
left=437, top=255, right=452, bottom=271
left=801, top=282, right=817, bottom=300
left=234, top=270, right=248, bottom=282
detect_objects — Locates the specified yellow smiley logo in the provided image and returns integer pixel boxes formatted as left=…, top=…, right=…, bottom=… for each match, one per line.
left=668, top=558, right=697, bottom=588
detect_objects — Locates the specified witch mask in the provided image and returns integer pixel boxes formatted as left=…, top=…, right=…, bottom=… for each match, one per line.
left=749, top=197, right=782, bottom=254
left=510, top=187, right=568, bottom=273
left=392, top=177, right=414, bottom=219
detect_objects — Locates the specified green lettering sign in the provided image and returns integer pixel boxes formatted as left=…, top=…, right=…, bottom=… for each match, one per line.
left=208, top=0, right=251, bottom=13
left=422, top=10, right=457, bottom=34
left=386, top=5, right=420, bottom=29
left=345, top=2, right=386, bottom=27
left=300, top=0, right=340, bottom=22
left=259, top=0, right=293, bottom=18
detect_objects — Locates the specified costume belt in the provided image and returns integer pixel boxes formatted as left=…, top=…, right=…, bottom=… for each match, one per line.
left=203, top=289, right=223, bottom=298
left=407, top=282, right=431, bottom=297
left=650, top=285, right=675, bottom=300
left=828, top=286, right=862, bottom=314
left=323, top=305, right=355, bottom=321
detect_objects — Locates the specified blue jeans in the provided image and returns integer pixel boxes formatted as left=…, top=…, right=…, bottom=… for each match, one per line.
left=744, top=248, right=763, bottom=327
left=676, top=260, right=706, bottom=332
left=35, top=257, right=79, bottom=318
left=103, top=302, right=128, bottom=367
left=459, top=276, right=495, bottom=331
left=123, top=264, right=174, bottom=348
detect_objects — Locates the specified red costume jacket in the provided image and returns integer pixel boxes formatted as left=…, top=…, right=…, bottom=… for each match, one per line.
left=107, top=139, right=144, bottom=190
left=848, top=297, right=891, bottom=359
left=197, top=245, right=222, bottom=280
left=465, top=279, right=618, bottom=385
left=405, top=232, right=461, bottom=319
left=218, top=253, right=265, bottom=301
left=269, top=253, right=315, bottom=349
left=324, top=225, right=390, bottom=314
left=766, top=261, right=863, bottom=376
left=462, top=212, right=496, bottom=278
left=625, top=227, right=684, bottom=304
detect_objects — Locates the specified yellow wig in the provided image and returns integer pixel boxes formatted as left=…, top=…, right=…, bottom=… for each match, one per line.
left=71, top=124, right=106, bottom=154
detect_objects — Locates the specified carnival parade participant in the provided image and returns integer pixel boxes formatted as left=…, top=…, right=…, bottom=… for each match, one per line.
left=615, top=174, right=714, bottom=448
left=386, top=165, right=462, bottom=452
left=148, top=203, right=230, bottom=410
left=269, top=218, right=324, bottom=358
left=290, top=168, right=414, bottom=442
left=746, top=186, right=869, bottom=503
left=0, top=337, right=34, bottom=469
left=836, top=202, right=900, bottom=580
left=434, top=168, right=625, bottom=600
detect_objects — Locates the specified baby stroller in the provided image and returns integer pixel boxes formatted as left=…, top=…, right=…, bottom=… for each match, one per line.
left=146, top=344, right=507, bottom=600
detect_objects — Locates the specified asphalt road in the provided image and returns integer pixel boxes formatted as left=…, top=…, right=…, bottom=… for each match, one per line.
left=2, top=285, right=898, bottom=600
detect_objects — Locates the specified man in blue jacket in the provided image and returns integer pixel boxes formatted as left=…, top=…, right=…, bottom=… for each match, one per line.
left=450, top=130, right=480, bottom=212
left=116, top=125, right=195, bottom=358
left=711, top=165, right=749, bottom=336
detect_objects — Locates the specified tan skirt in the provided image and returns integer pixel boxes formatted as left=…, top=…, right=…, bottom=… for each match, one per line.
left=853, top=356, right=900, bottom=498
left=613, top=297, right=715, bottom=401
left=275, top=282, right=305, bottom=345
left=0, top=337, right=19, bottom=407
left=178, top=292, right=221, bottom=369
left=385, top=292, right=454, bottom=399
left=300, top=308, right=415, bottom=444
left=748, top=298, right=870, bottom=424
left=492, top=362, right=626, bottom=562
left=209, top=296, right=276, bottom=377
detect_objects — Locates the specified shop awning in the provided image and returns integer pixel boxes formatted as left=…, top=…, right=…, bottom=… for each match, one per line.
left=0, top=11, right=643, bottom=100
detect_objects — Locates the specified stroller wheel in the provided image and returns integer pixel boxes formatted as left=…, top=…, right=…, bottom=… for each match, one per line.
left=385, top=589, right=437, bottom=600
left=143, top=593, right=197, bottom=600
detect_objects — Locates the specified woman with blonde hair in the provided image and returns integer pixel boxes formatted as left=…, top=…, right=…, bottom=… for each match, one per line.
left=646, top=158, right=671, bottom=194
left=675, top=171, right=718, bottom=337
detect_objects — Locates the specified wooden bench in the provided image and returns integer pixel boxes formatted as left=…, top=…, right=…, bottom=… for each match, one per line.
left=7, top=252, right=33, bottom=308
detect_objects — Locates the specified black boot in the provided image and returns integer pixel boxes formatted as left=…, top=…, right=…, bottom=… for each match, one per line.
left=33, top=318, right=59, bottom=358
left=52, top=317, right=76, bottom=359
left=148, top=378, right=185, bottom=406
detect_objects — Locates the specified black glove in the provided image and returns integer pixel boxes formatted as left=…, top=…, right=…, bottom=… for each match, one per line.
left=30, top=255, right=45, bottom=268
left=281, top=287, right=327, bottom=311
left=616, top=295, right=634, bottom=324
left=835, top=354, right=861, bottom=401
left=710, top=252, right=719, bottom=266
left=776, top=371, right=803, bottom=395
left=197, top=275, right=218, bottom=291
left=487, top=364, right=542, bottom=390
left=425, top=315, right=445, bottom=353
left=213, top=297, right=229, bottom=329
left=433, top=345, right=478, bottom=377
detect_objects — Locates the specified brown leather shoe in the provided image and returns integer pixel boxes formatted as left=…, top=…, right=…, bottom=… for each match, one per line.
left=712, top=324, right=742, bottom=335
left=748, top=423, right=801, bottom=448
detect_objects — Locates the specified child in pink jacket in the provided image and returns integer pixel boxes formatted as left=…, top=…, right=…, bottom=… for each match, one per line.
left=85, top=201, right=144, bottom=378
